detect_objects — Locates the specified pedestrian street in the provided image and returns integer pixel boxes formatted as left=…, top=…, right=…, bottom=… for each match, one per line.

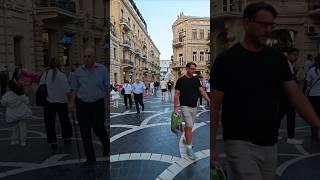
left=110, top=90, right=320, bottom=180
left=0, top=97, right=108, bottom=180
left=110, top=90, right=210, bottom=180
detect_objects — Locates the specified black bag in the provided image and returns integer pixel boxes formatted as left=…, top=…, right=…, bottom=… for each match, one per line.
left=36, top=71, right=48, bottom=106
left=121, top=88, right=125, bottom=95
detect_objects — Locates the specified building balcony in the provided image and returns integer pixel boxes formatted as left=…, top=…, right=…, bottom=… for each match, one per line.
left=35, top=0, right=76, bottom=22
left=135, top=49, right=141, bottom=55
left=172, top=39, right=183, bottom=47
left=308, top=1, right=320, bottom=16
left=121, top=59, right=134, bottom=68
left=120, top=18, right=132, bottom=31
left=120, top=40, right=131, bottom=48
left=171, top=63, right=185, bottom=69
left=142, top=54, right=147, bottom=60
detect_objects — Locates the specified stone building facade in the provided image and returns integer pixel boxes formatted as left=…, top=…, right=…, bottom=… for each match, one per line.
left=211, top=0, right=320, bottom=81
left=110, top=0, right=160, bottom=84
left=0, top=0, right=110, bottom=76
left=172, top=13, right=210, bottom=81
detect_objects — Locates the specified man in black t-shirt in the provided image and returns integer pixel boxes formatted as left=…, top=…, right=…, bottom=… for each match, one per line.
left=174, top=62, right=210, bottom=160
left=210, top=2, right=320, bottom=180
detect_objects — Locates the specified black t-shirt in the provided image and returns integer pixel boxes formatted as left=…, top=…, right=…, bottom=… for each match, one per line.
left=210, top=43, right=293, bottom=146
left=175, top=75, right=201, bottom=108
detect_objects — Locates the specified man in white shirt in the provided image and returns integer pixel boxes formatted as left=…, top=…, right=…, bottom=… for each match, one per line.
left=278, top=48, right=303, bottom=145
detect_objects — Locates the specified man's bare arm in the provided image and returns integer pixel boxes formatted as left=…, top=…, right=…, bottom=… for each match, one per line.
left=174, top=89, right=180, bottom=113
left=199, top=87, right=210, bottom=103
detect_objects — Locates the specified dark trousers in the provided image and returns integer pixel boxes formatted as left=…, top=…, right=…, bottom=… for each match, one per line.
left=278, top=100, right=296, bottom=138
left=198, top=94, right=203, bottom=105
left=133, top=93, right=144, bottom=113
left=44, top=101, right=72, bottom=143
left=308, top=96, right=320, bottom=138
left=124, top=94, right=132, bottom=107
left=76, top=98, right=108, bottom=161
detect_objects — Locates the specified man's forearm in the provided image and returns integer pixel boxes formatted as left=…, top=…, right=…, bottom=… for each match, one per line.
left=200, top=89, right=210, bottom=102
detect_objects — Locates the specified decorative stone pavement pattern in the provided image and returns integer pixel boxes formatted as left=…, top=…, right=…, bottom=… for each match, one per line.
left=0, top=98, right=108, bottom=179
left=110, top=91, right=320, bottom=180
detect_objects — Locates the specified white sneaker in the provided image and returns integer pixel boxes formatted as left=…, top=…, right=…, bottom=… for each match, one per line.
left=200, top=105, right=205, bottom=108
left=287, top=138, right=303, bottom=145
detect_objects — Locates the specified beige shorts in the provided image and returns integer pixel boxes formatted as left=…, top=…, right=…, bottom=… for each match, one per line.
left=224, top=140, right=277, bottom=180
left=180, top=106, right=197, bottom=128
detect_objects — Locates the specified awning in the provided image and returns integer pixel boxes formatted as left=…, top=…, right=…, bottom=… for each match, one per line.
left=62, top=35, right=73, bottom=45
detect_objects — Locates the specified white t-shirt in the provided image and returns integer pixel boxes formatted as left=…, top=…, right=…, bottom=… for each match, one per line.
left=123, top=83, right=132, bottom=94
left=306, top=67, right=320, bottom=96
left=160, top=81, right=167, bottom=89
left=39, top=69, right=69, bottom=103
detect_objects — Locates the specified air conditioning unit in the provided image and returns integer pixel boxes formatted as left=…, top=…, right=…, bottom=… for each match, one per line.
left=306, top=24, right=317, bottom=34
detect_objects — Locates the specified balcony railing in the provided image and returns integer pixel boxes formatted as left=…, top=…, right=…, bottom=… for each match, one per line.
left=121, top=40, right=131, bottom=48
left=121, top=59, right=134, bottom=66
left=172, top=39, right=183, bottom=47
left=135, top=49, right=141, bottom=55
left=39, top=0, right=76, bottom=13
left=120, top=17, right=131, bottom=31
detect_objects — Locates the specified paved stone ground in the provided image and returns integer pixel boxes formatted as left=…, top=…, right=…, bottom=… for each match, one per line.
left=1, top=89, right=320, bottom=180
left=0, top=98, right=108, bottom=180
left=110, top=90, right=210, bottom=180
left=110, top=89, right=320, bottom=180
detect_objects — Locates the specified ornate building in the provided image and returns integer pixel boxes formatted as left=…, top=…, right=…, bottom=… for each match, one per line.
left=0, top=0, right=109, bottom=76
left=211, top=0, right=320, bottom=81
left=171, top=13, right=210, bottom=81
left=110, top=0, right=161, bottom=84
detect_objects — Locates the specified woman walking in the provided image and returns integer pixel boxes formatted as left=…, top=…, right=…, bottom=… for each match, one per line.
left=39, top=57, right=72, bottom=149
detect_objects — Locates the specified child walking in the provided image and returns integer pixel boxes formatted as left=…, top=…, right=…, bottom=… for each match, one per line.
left=110, top=85, right=120, bottom=108
left=1, top=80, right=32, bottom=146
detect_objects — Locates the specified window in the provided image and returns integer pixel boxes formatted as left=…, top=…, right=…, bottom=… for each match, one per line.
left=121, top=9, right=124, bottom=18
left=200, top=29, right=204, bottom=40
left=192, top=29, right=197, bottom=40
left=114, top=48, right=116, bottom=60
left=200, top=51, right=204, bottom=61
left=179, top=31, right=184, bottom=42
left=128, top=17, right=131, bottom=26
left=179, top=54, right=183, bottom=65
left=114, top=73, right=117, bottom=83
left=192, top=52, right=197, bottom=61
left=207, top=29, right=210, bottom=40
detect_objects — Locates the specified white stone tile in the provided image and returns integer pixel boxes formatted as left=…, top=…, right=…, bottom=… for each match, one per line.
left=140, top=153, right=152, bottom=160
left=171, top=157, right=180, bottom=163
left=202, top=149, right=210, bottom=156
left=196, top=151, right=206, bottom=159
left=176, top=159, right=188, bottom=168
left=168, top=163, right=182, bottom=175
left=150, top=153, right=162, bottom=161
left=160, top=155, right=173, bottom=163
left=110, top=154, right=119, bottom=162
left=118, top=153, right=130, bottom=161
left=129, top=153, right=141, bottom=160
left=162, top=169, right=175, bottom=179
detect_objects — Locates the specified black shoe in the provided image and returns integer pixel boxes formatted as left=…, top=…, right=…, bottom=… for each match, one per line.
left=125, top=106, right=128, bottom=110
left=137, top=111, right=140, bottom=114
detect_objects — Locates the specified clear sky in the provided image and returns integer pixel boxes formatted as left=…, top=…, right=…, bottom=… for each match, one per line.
left=133, top=0, right=210, bottom=60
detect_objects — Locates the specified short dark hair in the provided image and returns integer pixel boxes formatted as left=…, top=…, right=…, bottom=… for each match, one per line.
left=286, top=47, right=299, bottom=54
left=243, top=2, right=277, bottom=20
left=307, top=54, right=313, bottom=59
left=186, top=62, right=197, bottom=68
